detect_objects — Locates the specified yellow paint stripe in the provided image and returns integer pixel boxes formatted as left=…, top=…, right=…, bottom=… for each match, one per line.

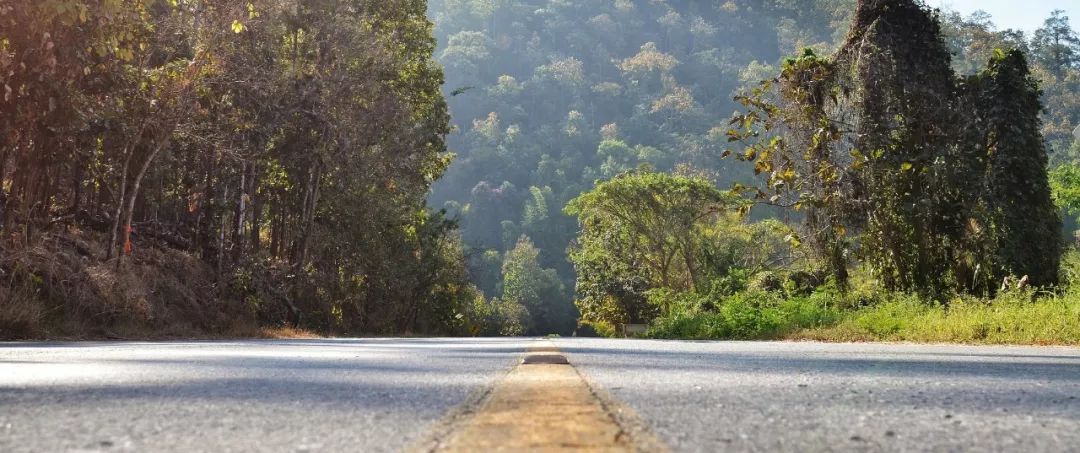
left=418, top=341, right=667, bottom=452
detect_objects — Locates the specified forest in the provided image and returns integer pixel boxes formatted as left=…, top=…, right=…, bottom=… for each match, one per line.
left=2, top=0, right=1080, bottom=342
left=430, top=0, right=1080, bottom=342
left=0, top=0, right=476, bottom=338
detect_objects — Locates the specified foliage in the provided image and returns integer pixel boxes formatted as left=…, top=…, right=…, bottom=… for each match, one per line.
left=963, top=49, right=1063, bottom=287
left=464, top=294, right=528, bottom=337
left=500, top=235, right=577, bottom=335
left=574, top=320, right=617, bottom=339
left=796, top=290, right=1080, bottom=345
left=648, top=290, right=840, bottom=340
left=729, top=0, right=1061, bottom=295
left=650, top=252, right=1080, bottom=345
left=428, top=0, right=859, bottom=304
left=940, top=9, right=1080, bottom=159
left=565, top=170, right=798, bottom=326
left=1051, top=163, right=1080, bottom=217
left=1031, top=10, right=1080, bottom=78
left=0, top=0, right=472, bottom=336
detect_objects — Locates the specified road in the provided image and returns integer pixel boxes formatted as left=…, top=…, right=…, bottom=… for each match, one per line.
left=1, top=339, right=1078, bottom=452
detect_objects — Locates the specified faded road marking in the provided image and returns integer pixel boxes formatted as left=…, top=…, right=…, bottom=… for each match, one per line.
left=422, top=340, right=666, bottom=452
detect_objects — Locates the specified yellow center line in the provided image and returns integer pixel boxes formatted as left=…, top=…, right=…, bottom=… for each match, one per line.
left=415, top=340, right=667, bottom=452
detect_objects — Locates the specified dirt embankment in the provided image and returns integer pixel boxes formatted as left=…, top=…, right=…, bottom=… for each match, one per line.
left=0, top=226, right=307, bottom=340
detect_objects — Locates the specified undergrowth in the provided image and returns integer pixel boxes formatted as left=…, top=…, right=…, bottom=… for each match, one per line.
left=647, top=251, right=1080, bottom=345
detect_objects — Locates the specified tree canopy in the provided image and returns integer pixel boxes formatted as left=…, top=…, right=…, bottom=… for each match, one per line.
left=0, top=0, right=473, bottom=336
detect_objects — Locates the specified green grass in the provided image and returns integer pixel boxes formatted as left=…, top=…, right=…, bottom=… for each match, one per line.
left=797, top=293, right=1080, bottom=345
left=647, top=288, right=1080, bottom=345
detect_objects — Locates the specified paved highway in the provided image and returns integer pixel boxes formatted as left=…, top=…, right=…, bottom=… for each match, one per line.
left=0, top=339, right=528, bottom=452
left=555, top=339, right=1080, bottom=452
left=2, top=339, right=1079, bottom=452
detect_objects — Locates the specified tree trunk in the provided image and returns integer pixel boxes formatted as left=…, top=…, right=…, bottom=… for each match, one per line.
left=117, top=138, right=169, bottom=268
left=218, top=182, right=229, bottom=276
left=249, top=164, right=262, bottom=253
left=0, top=146, right=9, bottom=220
left=269, top=195, right=280, bottom=258
left=293, top=164, right=321, bottom=267
left=107, top=146, right=133, bottom=260
left=232, top=161, right=248, bottom=262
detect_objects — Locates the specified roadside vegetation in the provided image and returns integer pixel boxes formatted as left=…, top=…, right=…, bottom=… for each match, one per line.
left=0, top=1, right=477, bottom=339
left=431, top=0, right=1080, bottom=345
left=558, top=0, right=1080, bottom=346
left=5, top=0, right=1080, bottom=344
left=646, top=257, right=1080, bottom=345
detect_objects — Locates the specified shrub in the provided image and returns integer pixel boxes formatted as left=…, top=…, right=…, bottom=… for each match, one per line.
left=749, top=271, right=784, bottom=293
left=647, top=290, right=840, bottom=340
left=575, top=320, right=617, bottom=338
left=466, top=295, right=529, bottom=336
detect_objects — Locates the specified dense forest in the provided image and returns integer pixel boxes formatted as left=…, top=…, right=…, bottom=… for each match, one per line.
left=0, top=0, right=476, bottom=338
left=2, top=0, right=1080, bottom=341
left=429, top=0, right=1080, bottom=338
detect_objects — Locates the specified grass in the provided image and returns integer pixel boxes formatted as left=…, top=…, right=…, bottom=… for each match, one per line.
left=647, top=287, right=1080, bottom=346
left=795, top=293, right=1080, bottom=345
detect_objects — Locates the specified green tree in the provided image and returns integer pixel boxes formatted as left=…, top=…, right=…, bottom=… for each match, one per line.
left=0, top=0, right=473, bottom=337
left=427, top=0, right=861, bottom=306
left=1051, top=162, right=1080, bottom=220
left=565, top=171, right=745, bottom=323
left=966, top=49, right=1063, bottom=287
left=730, top=0, right=1064, bottom=294
left=1031, top=10, right=1080, bottom=77
left=501, top=236, right=576, bottom=335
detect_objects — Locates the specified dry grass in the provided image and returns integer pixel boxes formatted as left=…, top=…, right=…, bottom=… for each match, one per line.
left=0, top=227, right=254, bottom=340
left=0, top=286, right=44, bottom=340
left=260, top=326, right=322, bottom=339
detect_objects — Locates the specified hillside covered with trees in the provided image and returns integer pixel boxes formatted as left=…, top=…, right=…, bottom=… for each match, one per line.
left=3, top=0, right=1080, bottom=342
left=0, top=0, right=475, bottom=338
left=430, top=0, right=1080, bottom=341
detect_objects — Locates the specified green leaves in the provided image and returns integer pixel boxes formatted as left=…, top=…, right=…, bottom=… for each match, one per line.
left=230, top=20, right=246, bottom=34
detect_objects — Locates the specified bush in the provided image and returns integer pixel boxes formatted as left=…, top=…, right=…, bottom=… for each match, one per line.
left=749, top=271, right=784, bottom=293
left=648, top=290, right=840, bottom=340
left=466, top=295, right=529, bottom=336
left=575, top=320, right=617, bottom=338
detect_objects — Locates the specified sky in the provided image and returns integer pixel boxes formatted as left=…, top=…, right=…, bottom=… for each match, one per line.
left=932, top=0, right=1078, bottom=33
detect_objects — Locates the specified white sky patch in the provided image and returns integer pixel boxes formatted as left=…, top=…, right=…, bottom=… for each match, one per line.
left=933, top=0, right=1078, bottom=34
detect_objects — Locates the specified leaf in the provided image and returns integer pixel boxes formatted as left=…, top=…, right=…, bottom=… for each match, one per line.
left=901, top=162, right=913, bottom=171
left=231, top=20, right=246, bottom=34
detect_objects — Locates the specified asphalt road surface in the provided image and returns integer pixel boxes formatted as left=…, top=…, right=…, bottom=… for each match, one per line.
left=2, top=338, right=1079, bottom=452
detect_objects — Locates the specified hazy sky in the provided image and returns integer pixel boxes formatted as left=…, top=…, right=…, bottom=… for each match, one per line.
left=932, top=0, right=1079, bottom=33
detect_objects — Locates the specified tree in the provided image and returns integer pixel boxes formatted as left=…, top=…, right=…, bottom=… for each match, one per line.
left=565, top=171, right=746, bottom=323
left=427, top=0, right=861, bottom=307
left=730, top=0, right=1063, bottom=295
left=965, top=50, right=1062, bottom=287
left=1051, top=162, right=1080, bottom=220
left=1032, top=10, right=1080, bottom=76
left=0, top=0, right=473, bottom=336
left=501, top=236, right=576, bottom=335
left=941, top=10, right=1028, bottom=75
